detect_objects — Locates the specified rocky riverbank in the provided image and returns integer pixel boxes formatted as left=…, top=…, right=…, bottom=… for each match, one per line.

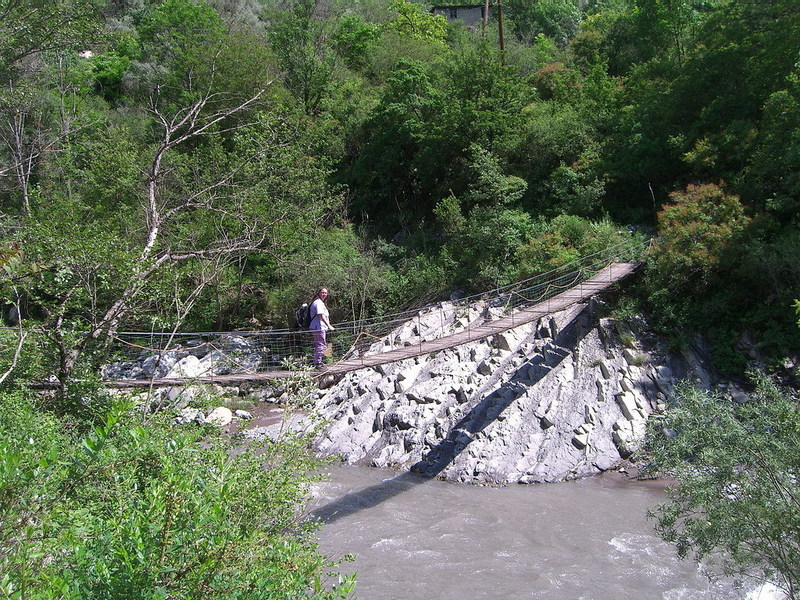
left=313, top=297, right=735, bottom=484
left=102, top=293, right=740, bottom=485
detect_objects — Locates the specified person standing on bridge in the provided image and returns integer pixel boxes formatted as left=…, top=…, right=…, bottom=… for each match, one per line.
left=309, top=287, right=334, bottom=368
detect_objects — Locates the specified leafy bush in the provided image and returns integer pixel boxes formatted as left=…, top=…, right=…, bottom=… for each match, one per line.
left=0, top=393, right=354, bottom=600
left=645, top=183, right=799, bottom=371
left=440, top=204, right=535, bottom=290
left=642, top=375, right=800, bottom=599
left=514, top=214, right=640, bottom=280
left=646, top=183, right=749, bottom=302
left=383, top=251, right=450, bottom=310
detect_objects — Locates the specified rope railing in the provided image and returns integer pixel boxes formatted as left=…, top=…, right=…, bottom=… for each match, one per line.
left=101, top=238, right=647, bottom=379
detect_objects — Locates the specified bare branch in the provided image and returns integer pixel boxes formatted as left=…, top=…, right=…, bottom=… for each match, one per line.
left=0, top=297, right=28, bottom=384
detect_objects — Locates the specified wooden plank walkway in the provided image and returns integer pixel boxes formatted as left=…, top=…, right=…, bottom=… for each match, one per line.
left=106, top=262, right=640, bottom=388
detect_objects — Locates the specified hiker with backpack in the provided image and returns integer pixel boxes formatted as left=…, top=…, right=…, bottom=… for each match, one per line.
left=308, top=287, right=334, bottom=368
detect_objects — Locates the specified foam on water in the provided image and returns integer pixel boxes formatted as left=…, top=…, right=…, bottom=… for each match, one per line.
left=312, top=464, right=768, bottom=600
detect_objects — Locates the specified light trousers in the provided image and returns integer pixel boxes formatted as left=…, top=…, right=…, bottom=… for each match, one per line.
left=312, top=329, right=327, bottom=365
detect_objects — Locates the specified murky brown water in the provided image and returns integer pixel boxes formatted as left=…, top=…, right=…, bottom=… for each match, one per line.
left=309, top=464, right=767, bottom=600
left=232, top=403, right=776, bottom=600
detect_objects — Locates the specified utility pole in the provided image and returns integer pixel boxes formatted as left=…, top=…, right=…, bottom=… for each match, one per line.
left=483, top=0, right=490, bottom=30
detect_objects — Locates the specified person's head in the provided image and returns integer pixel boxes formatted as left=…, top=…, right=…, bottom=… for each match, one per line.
left=316, top=287, right=329, bottom=301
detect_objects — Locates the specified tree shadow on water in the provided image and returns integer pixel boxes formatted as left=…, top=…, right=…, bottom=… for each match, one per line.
left=306, top=471, right=425, bottom=525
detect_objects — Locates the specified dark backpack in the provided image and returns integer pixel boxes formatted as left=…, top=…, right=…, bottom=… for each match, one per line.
left=294, top=302, right=313, bottom=329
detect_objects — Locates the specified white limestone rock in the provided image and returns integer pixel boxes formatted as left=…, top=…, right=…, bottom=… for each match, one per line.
left=615, top=391, right=640, bottom=421
left=206, top=406, right=233, bottom=427
left=166, top=355, right=205, bottom=379
left=312, top=301, right=723, bottom=484
left=175, top=407, right=204, bottom=425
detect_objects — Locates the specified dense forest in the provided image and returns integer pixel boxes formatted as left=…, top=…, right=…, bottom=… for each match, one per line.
left=1, top=0, right=799, bottom=597
left=1, top=0, right=798, bottom=378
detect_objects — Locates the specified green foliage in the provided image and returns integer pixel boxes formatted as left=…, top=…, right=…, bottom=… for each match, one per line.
left=0, top=0, right=100, bottom=80
left=643, top=179, right=800, bottom=368
left=433, top=145, right=533, bottom=289
left=347, top=41, right=530, bottom=235
left=276, top=225, right=394, bottom=325
left=132, top=0, right=247, bottom=107
left=742, top=238, right=799, bottom=366
left=744, top=86, right=800, bottom=216
left=384, top=1, right=448, bottom=45
left=433, top=193, right=465, bottom=237
left=646, top=183, right=749, bottom=309
left=506, top=0, right=583, bottom=47
left=509, top=94, right=608, bottom=217
left=383, top=251, right=450, bottom=309
left=0, top=392, right=354, bottom=599
left=0, top=242, right=46, bottom=299
left=360, top=29, right=446, bottom=81
left=439, top=40, right=531, bottom=159
left=347, top=59, right=443, bottom=230
left=89, top=52, right=131, bottom=102
left=460, top=145, right=526, bottom=210
left=333, top=14, right=380, bottom=67
left=515, top=214, right=639, bottom=279
left=503, top=33, right=559, bottom=77
left=268, top=0, right=337, bottom=115
left=642, top=376, right=800, bottom=598
left=137, top=0, right=226, bottom=65
left=540, top=164, right=605, bottom=216
left=643, top=183, right=783, bottom=369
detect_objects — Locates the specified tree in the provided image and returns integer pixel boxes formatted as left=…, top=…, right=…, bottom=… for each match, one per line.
left=0, top=43, right=102, bottom=220
left=505, top=0, right=583, bottom=47
left=383, top=0, right=448, bottom=45
left=0, top=242, right=45, bottom=384
left=0, top=53, right=100, bottom=217
left=643, top=374, right=800, bottom=599
left=645, top=183, right=749, bottom=320
left=347, top=38, right=529, bottom=236
left=509, top=100, right=605, bottom=216
left=435, top=145, right=533, bottom=289
left=514, top=214, right=640, bottom=280
left=333, top=14, right=380, bottom=67
left=742, top=84, right=800, bottom=215
left=645, top=182, right=798, bottom=372
left=268, top=0, right=338, bottom=115
left=347, top=59, right=442, bottom=231
left=0, top=0, right=99, bottom=81
left=0, top=80, right=54, bottom=216
left=19, top=71, right=337, bottom=397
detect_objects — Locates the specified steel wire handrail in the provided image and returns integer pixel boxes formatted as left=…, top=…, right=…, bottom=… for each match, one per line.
left=101, top=239, right=647, bottom=377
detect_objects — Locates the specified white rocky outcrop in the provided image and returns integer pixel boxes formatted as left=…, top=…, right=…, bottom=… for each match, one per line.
left=101, top=334, right=265, bottom=381
left=314, top=299, right=718, bottom=484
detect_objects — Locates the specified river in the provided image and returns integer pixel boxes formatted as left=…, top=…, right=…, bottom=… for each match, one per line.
left=309, top=464, right=780, bottom=600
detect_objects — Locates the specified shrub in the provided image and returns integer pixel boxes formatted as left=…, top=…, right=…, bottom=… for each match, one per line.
left=0, top=392, right=354, bottom=600
left=514, top=214, right=641, bottom=280
left=642, top=376, right=800, bottom=598
left=646, top=183, right=749, bottom=301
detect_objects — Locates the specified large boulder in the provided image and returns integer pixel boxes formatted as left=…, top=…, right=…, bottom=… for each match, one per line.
left=206, top=406, right=233, bottom=427
left=313, top=301, right=722, bottom=485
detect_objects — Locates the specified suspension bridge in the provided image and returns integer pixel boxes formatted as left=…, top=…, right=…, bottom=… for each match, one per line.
left=104, top=242, right=644, bottom=388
